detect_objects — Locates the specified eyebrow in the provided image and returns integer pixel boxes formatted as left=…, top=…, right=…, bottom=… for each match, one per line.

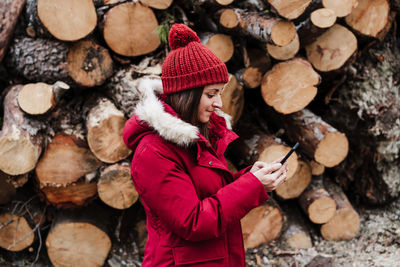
left=205, top=88, right=222, bottom=92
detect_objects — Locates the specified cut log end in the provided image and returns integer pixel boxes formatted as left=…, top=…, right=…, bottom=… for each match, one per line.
left=205, top=34, right=234, bottom=63
left=268, top=0, right=312, bottom=20
left=315, top=132, right=349, bottom=167
left=320, top=208, right=360, bottom=241
left=243, top=67, right=263, bottom=88
left=37, top=0, right=97, bottom=41
left=345, top=0, right=390, bottom=37
left=306, top=24, right=357, bottom=72
left=322, top=0, right=357, bottom=17
left=104, top=2, right=160, bottom=57
left=261, top=58, right=319, bottom=114
left=276, top=161, right=312, bottom=200
left=217, top=0, right=234, bottom=5
left=310, top=8, right=337, bottom=28
left=266, top=33, right=299, bottom=61
left=0, top=214, right=34, bottom=252
left=18, top=83, right=55, bottom=115
left=139, top=0, right=173, bottom=10
left=271, top=21, right=296, bottom=47
left=87, top=116, right=131, bottom=163
left=259, top=144, right=298, bottom=180
left=97, top=169, right=139, bottom=210
left=67, top=40, right=114, bottom=87
left=219, top=9, right=239, bottom=29
left=308, top=196, right=336, bottom=224
left=241, top=204, right=283, bottom=249
left=0, top=137, right=39, bottom=175
left=221, top=74, right=244, bottom=127
left=46, top=222, right=111, bottom=266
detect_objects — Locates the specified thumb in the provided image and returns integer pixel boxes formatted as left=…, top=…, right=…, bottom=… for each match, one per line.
left=261, top=163, right=282, bottom=174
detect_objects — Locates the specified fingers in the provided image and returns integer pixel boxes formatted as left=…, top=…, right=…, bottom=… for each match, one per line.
left=260, top=163, right=282, bottom=174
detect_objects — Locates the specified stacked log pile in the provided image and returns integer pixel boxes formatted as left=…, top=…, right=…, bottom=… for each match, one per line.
left=0, top=0, right=399, bottom=265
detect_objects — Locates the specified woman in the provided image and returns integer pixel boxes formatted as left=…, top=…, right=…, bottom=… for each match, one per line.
left=123, top=24, right=288, bottom=267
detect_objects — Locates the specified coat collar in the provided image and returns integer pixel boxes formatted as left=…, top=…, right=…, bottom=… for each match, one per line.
left=133, top=77, right=233, bottom=147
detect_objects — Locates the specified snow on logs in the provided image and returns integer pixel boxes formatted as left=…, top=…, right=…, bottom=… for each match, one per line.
left=219, top=8, right=297, bottom=46
left=102, top=2, right=160, bottom=57
left=261, top=58, right=320, bottom=114
left=6, top=38, right=113, bottom=87
left=0, top=85, right=44, bottom=176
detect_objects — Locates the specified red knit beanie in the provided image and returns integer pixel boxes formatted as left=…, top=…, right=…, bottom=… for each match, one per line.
left=161, top=24, right=229, bottom=94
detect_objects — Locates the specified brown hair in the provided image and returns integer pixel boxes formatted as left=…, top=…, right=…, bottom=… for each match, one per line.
left=165, top=87, right=209, bottom=140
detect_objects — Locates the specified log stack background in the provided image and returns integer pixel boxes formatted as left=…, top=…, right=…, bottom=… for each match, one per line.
left=0, top=0, right=399, bottom=266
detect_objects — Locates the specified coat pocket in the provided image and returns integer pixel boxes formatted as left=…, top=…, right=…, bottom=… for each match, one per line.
left=172, top=237, right=226, bottom=265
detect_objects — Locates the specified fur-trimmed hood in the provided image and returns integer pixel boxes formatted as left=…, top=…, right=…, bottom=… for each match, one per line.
left=122, top=77, right=233, bottom=150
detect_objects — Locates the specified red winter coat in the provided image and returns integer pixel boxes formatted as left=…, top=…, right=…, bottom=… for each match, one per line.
left=122, top=78, right=268, bottom=266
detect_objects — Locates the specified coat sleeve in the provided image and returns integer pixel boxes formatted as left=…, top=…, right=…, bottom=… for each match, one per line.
left=232, top=166, right=252, bottom=181
left=132, top=144, right=268, bottom=242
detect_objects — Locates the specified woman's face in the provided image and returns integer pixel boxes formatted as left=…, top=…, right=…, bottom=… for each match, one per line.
left=197, top=83, right=225, bottom=123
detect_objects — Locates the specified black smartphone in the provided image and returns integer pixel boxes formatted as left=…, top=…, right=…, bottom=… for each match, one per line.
left=280, top=142, right=299, bottom=164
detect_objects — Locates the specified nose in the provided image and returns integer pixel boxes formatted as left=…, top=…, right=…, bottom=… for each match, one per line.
left=213, top=94, right=223, bottom=108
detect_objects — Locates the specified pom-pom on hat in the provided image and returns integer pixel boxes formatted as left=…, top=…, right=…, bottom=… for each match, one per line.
left=161, top=24, right=229, bottom=94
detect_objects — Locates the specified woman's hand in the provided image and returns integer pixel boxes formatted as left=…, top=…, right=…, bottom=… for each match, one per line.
left=250, top=159, right=288, bottom=192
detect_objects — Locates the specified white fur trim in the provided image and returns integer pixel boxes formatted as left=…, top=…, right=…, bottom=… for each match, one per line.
left=214, top=108, right=232, bottom=130
left=134, top=77, right=199, bottom=146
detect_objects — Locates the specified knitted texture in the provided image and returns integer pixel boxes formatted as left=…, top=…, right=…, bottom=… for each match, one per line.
left=161, top=24, right=229, bottom=94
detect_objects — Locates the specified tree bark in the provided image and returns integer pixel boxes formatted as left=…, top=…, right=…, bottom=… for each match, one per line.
left=0, top=85, right=44, bottom=175
left=219, top=8, right=297, bottom=46
left=0, top=0, right=27, bottom=62
left=266, top=108, right=349, bottom=168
